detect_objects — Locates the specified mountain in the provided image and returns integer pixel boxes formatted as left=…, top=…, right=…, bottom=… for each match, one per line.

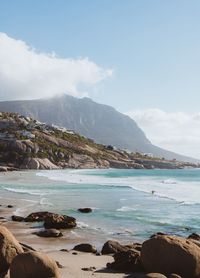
left=0, top=112, right=197, bottom=171
left=0, top=94, right=197, bottom=162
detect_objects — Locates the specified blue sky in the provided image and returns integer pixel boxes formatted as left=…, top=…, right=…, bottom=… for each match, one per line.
left=1, top=0, right=200, bottom=157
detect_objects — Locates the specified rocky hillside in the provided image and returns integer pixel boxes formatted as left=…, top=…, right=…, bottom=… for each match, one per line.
left=0, top=112, right=198, bottom=171
left=0, top=94, right=197, bottom=163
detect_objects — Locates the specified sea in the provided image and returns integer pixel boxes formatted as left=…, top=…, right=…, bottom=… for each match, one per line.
left=0, top=168, right=200, bottom=247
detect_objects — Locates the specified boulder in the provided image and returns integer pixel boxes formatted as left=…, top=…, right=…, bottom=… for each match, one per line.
left=0, top=226, right=23, bottom=273
left=25, top=211, right=76, bottom=229
left=10, top=251, right=60, bottom=278
left=44, top=214, right=76, bottom=229
left=24, top=211, right=52, bottom=222
left=188, top=233, right=200, bottom=241
left=101, top=240, right=129, bottom=254
left=34, top=229, right=63, bottom=238
left=141, top=235, right=200, bottom=278
left=21, top=158, right=59, bottom=170
left=73, top=243, right=97, bottom=253
left=78, top=208, right=92, bottom=213
left=107, top=249, right=143, bottom=272
left=11, top=215, right=24, bottom=222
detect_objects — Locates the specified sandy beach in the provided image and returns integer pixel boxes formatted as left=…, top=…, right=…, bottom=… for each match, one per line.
left=0, top=199, right=130, bottom=278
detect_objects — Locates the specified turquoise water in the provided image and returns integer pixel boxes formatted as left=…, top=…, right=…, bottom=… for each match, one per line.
left=0, top=168, right=200, bottom=245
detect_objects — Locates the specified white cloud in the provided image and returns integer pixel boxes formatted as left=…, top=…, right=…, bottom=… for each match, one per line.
left=126, top=109, right=200, bottom=159
left=0, top=33, right=112, bottom=100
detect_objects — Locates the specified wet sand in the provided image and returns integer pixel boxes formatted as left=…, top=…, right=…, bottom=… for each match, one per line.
left=0, top=199, right=129, bottom=278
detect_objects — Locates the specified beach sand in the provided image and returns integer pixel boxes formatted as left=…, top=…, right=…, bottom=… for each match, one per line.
left=0, top=199, right=129, bottom=278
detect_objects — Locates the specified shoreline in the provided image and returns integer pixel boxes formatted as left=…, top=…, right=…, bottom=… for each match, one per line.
left=0, top=201, right=129, bottom=278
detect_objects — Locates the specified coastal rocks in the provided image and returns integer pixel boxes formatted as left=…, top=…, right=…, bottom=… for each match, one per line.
left=188, top=233, right=200, bottom=241
left=78, top=208, right=92, bottom=213
left=107, top=249, right=143, bottom=272
left=73, top=243, right=97, bottom=253
left=24, top=211, right=77, bottom=229
left=24, top=211, right=52, bottom=222
left=10, top=251, right=60, bottom=278
left=34, top=229, right=63, bottom=238
left=101, top=240, right=130, bottom=254
left=44, top=214, right=76, bottom=229
left=108, top=160, right=144, bottom=169
left=20, top=158, right=59, bottom=170
left=141, top=234, right=200, bottom=278
left=0, top=226, right=23, bottom=273
left=11, top=215, right=24, bottom=222
left=0, top=166, right=17, bottom=172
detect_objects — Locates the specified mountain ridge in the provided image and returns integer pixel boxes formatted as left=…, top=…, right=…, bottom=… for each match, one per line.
left=0, top=94, right=197, bottom=163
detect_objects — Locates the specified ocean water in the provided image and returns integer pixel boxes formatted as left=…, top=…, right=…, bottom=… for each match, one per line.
left=0, top=168, right=200, bottom=246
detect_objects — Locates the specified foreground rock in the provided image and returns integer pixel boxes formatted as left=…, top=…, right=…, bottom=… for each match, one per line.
left=73, top=243, right=97, bottom=253
left=24, top=211, right=52, bottom=222
left=10, top=251, right=60, bottom=278
left=141, top=234, right=200, bottom=278
left=24, top=211, right=76, bottom=229
left=0, top=226, right=23, bottom=273
left=107, top=249, right=143, bottom=272
left=101, top=240, right=130, bottom=254
left=11, top=215, right=24, bottom=222
left=34, top=229, right=63, bottom=238
left=44, top=214, right=76, bottom=229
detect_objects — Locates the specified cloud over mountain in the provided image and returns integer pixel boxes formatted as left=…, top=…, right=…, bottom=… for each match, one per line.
left=0, top=33, right=112, bottom=100
left=127, top=109, right=200, bottom=159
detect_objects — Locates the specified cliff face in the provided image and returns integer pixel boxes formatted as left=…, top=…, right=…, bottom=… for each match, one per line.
left=0, top=94, right=197, bottom=163
left=0, top=95, right=151, bottom=151
left=0, top=112, right=197, bottom=171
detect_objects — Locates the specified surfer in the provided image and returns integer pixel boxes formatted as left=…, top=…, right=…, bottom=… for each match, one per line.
left=151, top=190, right=155, bottom=195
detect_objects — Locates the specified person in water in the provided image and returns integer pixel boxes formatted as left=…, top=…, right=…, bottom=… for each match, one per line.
left=151, top=190, right=155, bottom=195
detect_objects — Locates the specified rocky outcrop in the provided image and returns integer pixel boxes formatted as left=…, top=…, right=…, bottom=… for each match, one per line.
left=20, top=158, right=59, bottom=170
left=141, top=235, right=200, bottom=278
left=11, top=215, right=24, bottom=222
left=44, top=214, right=76, bottom=229
left=10, top=251, right=60, bottom=278
left=24, top=211, right=76, bottom=229
left=73, top=243, right=97, bottom=253
left=109, top=160, right=144, bottom=169
left=24, top=211, right=52, bottom=222
left=0, top=226, right=23, bottom=273
left=101, top=240, right=130, bottom=255
left=107, top=249, right=143, bottom=272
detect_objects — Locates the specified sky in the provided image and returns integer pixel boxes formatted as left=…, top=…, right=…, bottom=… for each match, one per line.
left=0, top=0, right=200, bottom=158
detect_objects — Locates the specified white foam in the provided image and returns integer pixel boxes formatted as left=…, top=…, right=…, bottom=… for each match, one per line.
left=39, top=198, right=54, bottom=206
left=36, top=169, right=200, bottom=205
left=3, top=187, right=49, bottom=196
left=77, top=221, right=89, bottom=228
left=117, top=206, right=136, bottom=212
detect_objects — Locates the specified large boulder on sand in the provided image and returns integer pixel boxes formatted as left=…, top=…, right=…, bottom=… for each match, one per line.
left=101, top=240, right=129, bottom=254
left=10, top=251, right=60, bottom=278
left=44, top=214, right=76, bottom=229
left=34, top=229, right=63, bottom=238
left=107, top=249, right=143, bottom=272
left=141, top=235, right=200, bottom=278
left=0, top=226, right=23, bottom=273
left=73, top=243, right=97, bottom=253
left=24, top=211, right=52, bottom=222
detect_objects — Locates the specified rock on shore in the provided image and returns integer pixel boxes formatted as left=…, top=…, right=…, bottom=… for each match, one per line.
left=141, top=234, right=200, bottom=278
